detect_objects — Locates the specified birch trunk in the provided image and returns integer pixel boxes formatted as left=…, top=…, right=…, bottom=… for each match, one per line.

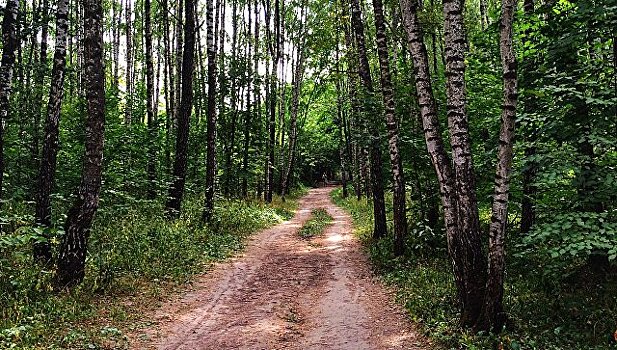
left=165, top=0, right=196, bottom=217
left=442, top=0, right=487, bottom=326
left=145, top=0, right=157, bottom=198
left=372, top=0, right=408, bottom=255
left=56, top=0, right=105, bottom=287
left=124, top=0, right=133, bottom=124
left=0, top=0, right=20, bottom=205
left=33, top=0, right=70, bottom=263
left=478, top=0, right=517, bottom=331
left=350, top=0, right=387, bottom=240
left=400, top=0, right=486, bottom=327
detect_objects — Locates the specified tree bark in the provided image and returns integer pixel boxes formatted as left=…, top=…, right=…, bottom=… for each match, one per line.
left=145, top=0, right=156, bottom=198
left=223, top=0, right=239, bottom=197
left=480, top=0, right=488, bottom=30
left=519, top=0, right=536, bottom=235
left=372, top=0, right=408, bottom=255
left=241, top=1, right=253, bottom=198
left=478, top=0, right=517, bottom=331
left=350, top=0, right=387, bottom=240
left=341, top=10, right=363, bottom=200
left=124, top=0, right=133, bottom=124
left=174, top=0, right=184, bottom=126
left=442, top=0, right=487, bottom=326
left=0, top=0, right=20, bottom=205
left=33, top=0, right=70, bottom=263
left=55, top=0, right=105, bottom=287
left=281, top=44, right=305, bottom=200
left=165, top=0, right=196, bottom=217
left=400, top=0, right=487, bottom=328
left=31, top=0, right=49, bottom=167
left=112, top=0, right=120, bottom=88
left=203, top=0, right=218, bottom=222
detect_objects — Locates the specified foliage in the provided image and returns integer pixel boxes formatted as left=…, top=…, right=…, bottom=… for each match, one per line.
left=517, top=211, right=617, bottom=272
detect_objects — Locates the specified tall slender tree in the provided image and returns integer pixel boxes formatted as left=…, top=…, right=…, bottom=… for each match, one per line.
left=372, top=0, right=407, bottom=255
left=124, top=0, right=133, bottom=124
left=478, top=0, right=518, bottom=331
left=350, top=0, right=387, bottom=239
left=145, top=0, right=156, bottom=198
left=165, top=0, right=196, bottom=217
left=55, top=0, right=105, bottom=287
left=203, top=0, right=217, bottom=222
left=33, top=0, right=70, bottom=263
left=0, top=0, right=20, bottom=205
left=281, top=19, right=306, bottom=200
left=400, top=0, right=484, bottom=328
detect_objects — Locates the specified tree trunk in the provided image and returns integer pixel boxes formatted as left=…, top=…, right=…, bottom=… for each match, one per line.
left=266, top=59, right=276, bottom=203
left=519, top=0, right=536, bottom=235
left=145, top=0, right=156, bottom=198
left=173, top=0, right=183, bottom=126
left=400, top=0, right=486, bottom=328
left=281, top=47, right=304, bottom=200
left=223, top=0, right=239, bottom=197
left=252, top=0, right=260, bottom=197
left=55, top=0, right=105, bottom=287
left=442, top=0, right=487, bottom=326
left=350, top=0, right=387, bottom=240
left=342, top=14, right=363, bottom=200
left=124, top=0, right=133, bottom=124
left=372, top=0, right=408, bottom=255
left=480, top=0, right=488, bottom=30
left=241, top=1, right=253, bottom=198
left=0, top=0, right=20, bottom=205
left=31, top=0, right=49, bottom=167
left=478, top=0, right=517, bottom=331
left=33, top=0, right=70, bottom=263
left=335, top=32, right=348, bottom=199
left=165, top=0, right=195, bottom=217
left=112, top=0, right=120, bottom=88
left=203, top=0, right=217, bottom=222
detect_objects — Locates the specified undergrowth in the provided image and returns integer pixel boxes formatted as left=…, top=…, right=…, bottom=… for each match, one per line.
left=332, top=188, right=617, bottom=350
left=297, top=208, right=334, bottom=239
left=0, top=188, right=305, bottom=349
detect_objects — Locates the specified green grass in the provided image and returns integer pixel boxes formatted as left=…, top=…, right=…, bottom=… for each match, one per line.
left=0, top=188, right=306, bottom=349
left=297, top=208, right=334, bottom=239
left=332, top=188, right=617, bottom=350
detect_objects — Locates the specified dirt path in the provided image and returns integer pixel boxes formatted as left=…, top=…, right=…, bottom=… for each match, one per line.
left=135, top=188, right=428, bottom=350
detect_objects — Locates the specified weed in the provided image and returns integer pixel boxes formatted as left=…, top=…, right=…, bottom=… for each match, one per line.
left=297, top=208, right=334, bottom=239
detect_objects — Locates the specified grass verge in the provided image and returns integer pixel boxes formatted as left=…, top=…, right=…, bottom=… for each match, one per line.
left=332, top=188, right=617, bottom=350
left=0, top=188, right=306, bottom=349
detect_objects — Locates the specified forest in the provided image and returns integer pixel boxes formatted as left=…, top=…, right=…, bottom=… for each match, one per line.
left=0, top=0, right=615, bottom=347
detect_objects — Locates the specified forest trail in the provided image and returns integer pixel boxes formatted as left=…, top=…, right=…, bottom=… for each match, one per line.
left=135, top=188, right=428, bottom=350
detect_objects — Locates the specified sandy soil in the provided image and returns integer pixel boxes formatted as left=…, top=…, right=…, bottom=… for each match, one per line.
left=134, top=187, right=429, bottom=350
